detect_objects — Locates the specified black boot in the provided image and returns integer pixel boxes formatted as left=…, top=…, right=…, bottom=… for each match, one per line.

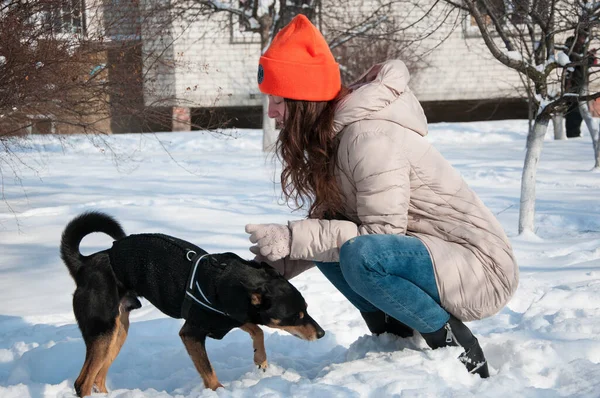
left=421, top=315, right=489, bottom=378
left=360, top=311, right=414, bottom=338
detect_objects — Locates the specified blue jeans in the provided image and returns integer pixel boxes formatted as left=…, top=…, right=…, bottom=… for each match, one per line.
left=316, top=235, right=449, bottom=333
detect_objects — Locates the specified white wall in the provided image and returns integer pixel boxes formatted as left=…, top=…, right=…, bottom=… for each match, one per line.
left=142, top=3, right=262, bottom=108
left=142, top=0, right=527, bottom=109
left=410, top=13, right=523, bottom=102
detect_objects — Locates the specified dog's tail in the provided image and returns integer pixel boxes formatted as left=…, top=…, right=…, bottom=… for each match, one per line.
left=60, top=211, right=126, bottom=279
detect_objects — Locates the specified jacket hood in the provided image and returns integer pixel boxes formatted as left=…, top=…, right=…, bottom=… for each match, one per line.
left=333, top=60, right=428, bottom=137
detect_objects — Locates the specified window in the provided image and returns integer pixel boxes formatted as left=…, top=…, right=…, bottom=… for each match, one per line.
left=43, top=0, right=85, bottom=35
left=230, top=0, right=260, bottom=44
left=105, top=0, right=141, bottom=40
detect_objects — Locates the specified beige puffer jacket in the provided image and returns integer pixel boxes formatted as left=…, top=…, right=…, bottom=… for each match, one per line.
left=285, top=60, right=518, bottom=321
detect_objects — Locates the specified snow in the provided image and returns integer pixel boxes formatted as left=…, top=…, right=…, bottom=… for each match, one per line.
left=533, top=93, right=553, bottom=115
left=556, top=51, right=571, bottom=67
left=1, top=119, right=600, bottom=397
left=505, top=50, right=524, bottom=62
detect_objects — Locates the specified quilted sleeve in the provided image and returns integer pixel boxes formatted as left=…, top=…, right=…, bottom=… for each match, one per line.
left=288, top=131, right=410, bottom=262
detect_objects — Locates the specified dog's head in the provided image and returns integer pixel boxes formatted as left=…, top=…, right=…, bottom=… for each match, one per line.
left=249, top=265, right=325, bottom=341
left=209, top=253, right=325, bottom=341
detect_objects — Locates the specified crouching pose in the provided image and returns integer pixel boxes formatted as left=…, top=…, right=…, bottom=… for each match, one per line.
left=246, top=14, right=519, bottom=378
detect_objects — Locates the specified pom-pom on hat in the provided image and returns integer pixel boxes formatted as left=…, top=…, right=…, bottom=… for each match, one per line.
left=257, top=14, right=341, bottom=101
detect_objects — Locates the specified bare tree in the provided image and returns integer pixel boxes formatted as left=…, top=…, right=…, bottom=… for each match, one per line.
left=322, top=0, right=427, bottom=82
left=0, top=0, right=109, bottom=136
left=0, top=0, right=230, bottom=197
left=434, top=0, right=600, bottom=234
left=552, top=114, right=566, bottom=139
left=0, top=0, right=246, bottom=221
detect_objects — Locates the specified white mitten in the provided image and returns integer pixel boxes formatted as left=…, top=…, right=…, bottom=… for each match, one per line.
left=245, top=223, right=291, bottom=262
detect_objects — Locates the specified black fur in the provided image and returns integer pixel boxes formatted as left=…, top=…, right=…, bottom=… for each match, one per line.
left=60, top=211, right=324, bottom=395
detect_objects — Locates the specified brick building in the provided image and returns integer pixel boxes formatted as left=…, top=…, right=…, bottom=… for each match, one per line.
left=16, top=1, right=543, bottom=134
left=135, top=2, right=530, bottom=133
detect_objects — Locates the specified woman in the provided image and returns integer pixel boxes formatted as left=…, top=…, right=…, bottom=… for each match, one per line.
left=246, top=14, right=518, bottom=378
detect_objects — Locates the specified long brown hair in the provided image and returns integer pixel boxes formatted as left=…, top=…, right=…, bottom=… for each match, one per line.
left=276, top=87, right=350, bottom=219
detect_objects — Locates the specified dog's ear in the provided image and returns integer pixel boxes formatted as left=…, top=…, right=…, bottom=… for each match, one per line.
left=250, top=287, right=273, bottom=309
left=251, top=292, right=262, bottom=306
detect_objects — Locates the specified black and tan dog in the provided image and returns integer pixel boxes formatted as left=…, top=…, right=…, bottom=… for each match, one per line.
left=60, top=211, right=324, bottom=396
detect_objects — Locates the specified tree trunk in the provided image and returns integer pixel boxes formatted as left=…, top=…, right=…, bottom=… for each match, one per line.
left=578, top=100, right=600, bottom=168
left=518, top=116, right=550, bottom=235
left=595, top=136, right=600, bottom=169
left=527, top=96, right=535, bottom=139
left=262, top=95, right=277, bottom=152
left=579, top=101, right=599, bottom=142
left=576, top=80, right=600, bottom=168
left=552, top=114, right=566, bottom=140
left=593, top=119, right=600, bottom=169
left=258, top=14, right=276, bottom=153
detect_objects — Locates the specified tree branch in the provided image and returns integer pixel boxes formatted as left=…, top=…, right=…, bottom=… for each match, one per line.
left=462, top=0, right=544, bottom=81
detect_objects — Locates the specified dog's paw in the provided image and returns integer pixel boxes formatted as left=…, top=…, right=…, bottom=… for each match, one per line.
left=92, top=384, right=103, bottom=394
left=257, top=360, right=268, bottom=371
left=208, top=381, right=224, bottom=391
left=253, top=349, right=268, bottom=371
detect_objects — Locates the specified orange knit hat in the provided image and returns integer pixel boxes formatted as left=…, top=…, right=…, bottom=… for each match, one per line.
left=258, top=14, right=341, bottom=101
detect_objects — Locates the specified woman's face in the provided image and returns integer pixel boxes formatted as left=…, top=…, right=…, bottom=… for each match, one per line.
left=267, top=95, right=286, bottom=127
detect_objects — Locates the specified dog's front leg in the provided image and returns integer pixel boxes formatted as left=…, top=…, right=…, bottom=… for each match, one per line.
left=240, top=323, right=267, bottom=370
left=179, top=322, right=223, bottom=390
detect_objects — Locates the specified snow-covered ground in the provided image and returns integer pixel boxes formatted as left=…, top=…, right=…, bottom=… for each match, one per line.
left=1, top=120, right=599, bottom=397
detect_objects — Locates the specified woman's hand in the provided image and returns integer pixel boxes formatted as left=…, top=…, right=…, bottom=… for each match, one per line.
left=245, top=223, right=291, bottom=261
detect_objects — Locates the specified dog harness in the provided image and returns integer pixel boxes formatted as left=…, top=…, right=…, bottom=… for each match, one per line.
left=109, top=233, right=240, bottom=339
left=180, top=250, right=244, bottom=339
left=181, top=251, right=230, bottom=319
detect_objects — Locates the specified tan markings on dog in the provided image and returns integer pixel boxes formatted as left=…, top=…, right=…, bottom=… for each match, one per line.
left=240, top=323, right=268, bottom=370
left=251, top=293, right=261, bottom=306
left=93, top=307, right=132, bottom=393
left=179, top=327, right=223, bottom=390
left=299, top=312, right=304, bottom=319
left=269, top=324, right=320, bottom=341
left=270, top=319, right=281, bottom=325
left=74, top=320, right=119, bottom=397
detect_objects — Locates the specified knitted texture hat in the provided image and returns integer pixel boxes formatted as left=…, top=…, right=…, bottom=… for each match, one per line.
left=258, top=14, right=341, bottom=101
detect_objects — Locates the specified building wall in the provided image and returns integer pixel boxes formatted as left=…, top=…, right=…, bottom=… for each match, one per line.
left=410, top=16, right=524, bottom=102
left=142, top=4, right=262, bottom=108
left=140, top=1, right=540, bottom=122
left=399, top=3, right=528, bottom=121
left=176, top=12, right=262, bottom=107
